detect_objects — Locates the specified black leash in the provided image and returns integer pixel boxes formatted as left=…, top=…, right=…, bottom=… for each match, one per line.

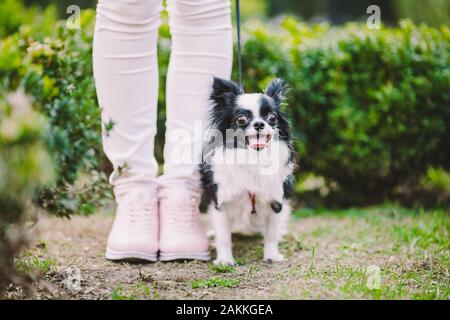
left=235, top=0, right=243, bottom=90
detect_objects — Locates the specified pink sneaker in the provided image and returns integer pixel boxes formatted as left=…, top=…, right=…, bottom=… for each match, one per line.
left=105, top=188, right=158, bottom=261
left=159, top=188, right=210, bottom=261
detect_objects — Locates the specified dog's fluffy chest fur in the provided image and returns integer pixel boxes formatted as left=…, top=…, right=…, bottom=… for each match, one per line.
left=212, top=140, right=291, bottom=204
left=205, top=141, right=292, bottom=235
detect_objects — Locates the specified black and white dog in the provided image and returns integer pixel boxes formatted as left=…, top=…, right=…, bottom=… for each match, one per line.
left=199, top=77, right=296, bottom=265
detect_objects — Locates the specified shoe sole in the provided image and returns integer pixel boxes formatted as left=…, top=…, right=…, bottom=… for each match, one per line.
left=105, top=247, right=158, bottom=262
left=159, top=251, right=211, bottom=261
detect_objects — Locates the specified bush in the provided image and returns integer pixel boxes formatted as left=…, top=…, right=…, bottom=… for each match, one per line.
left=0, top=90, right=54, bottom=291
left=0, top=0, right=57, bottom=38
left=242, top=18, right=450, bottom=203
left=0, top=8, right=114, bottom=216
left=394, top=0, right=450, bottom=28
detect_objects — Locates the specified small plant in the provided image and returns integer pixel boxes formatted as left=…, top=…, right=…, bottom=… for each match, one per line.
left=31, top=257, right=55, bottom=274
left=111, top=286, right=136, bottom=300
left=15, top=256, right=56, bottom=275
left=234, top=258, right=247, bottom=266
left=209, top=264, right=236, bottom=274
left=135, top=281, right=160, bottom=300
left=191, top=277, right=240, bottom=289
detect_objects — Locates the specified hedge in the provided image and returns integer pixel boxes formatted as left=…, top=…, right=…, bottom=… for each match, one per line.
left=240, top=18, right=450, bottom=202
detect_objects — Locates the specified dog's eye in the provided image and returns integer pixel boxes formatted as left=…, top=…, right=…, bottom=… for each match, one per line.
left=267, top=112, right=277, bottom=123
left=236, top=115, right=249, bottom=126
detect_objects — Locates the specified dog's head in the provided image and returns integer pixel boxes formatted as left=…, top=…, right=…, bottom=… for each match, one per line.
left=209, top=77, right=290, bottom=151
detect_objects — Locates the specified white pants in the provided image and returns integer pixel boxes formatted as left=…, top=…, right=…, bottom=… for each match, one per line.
left=93, top=0, right=232, bottom=196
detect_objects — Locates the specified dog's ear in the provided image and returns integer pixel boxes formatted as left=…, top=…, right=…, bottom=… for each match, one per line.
left=211, top=77, right=242, bottom=107
left=264, top=78, right=287, bottom=106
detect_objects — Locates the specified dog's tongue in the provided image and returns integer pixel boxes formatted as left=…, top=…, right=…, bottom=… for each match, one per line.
left=248, top=135, right=268, bottom=150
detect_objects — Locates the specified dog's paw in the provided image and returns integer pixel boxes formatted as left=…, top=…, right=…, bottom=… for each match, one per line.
left=213, top=257, right=236, bottom=266
left=263, top=252, right=285, bottom=263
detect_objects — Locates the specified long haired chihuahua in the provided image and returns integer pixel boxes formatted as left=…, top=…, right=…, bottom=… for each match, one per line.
left=199, top=77, right=296, bottom=265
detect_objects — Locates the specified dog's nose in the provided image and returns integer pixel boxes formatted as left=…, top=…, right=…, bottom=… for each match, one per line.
left=253, top=121, right=265, bottom=131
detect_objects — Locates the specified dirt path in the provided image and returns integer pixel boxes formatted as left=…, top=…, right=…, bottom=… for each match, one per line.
left=8, top=210, right=450, bottom=300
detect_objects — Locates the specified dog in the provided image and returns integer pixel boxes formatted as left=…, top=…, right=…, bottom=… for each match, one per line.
left=199, top=77, right=296, bottom=266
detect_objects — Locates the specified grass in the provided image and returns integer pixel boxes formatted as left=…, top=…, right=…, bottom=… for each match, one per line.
left=209, top=264, right=236, bottom=274
left=199, top=205, right=450, bottom=299
left=9, top=205, right=449, bottom=300
left=116, top=206, right=450, bottom=299
left=191, top=277, right=240, bottom=289
left=110, top=281, right=161, bottom=300
left=135, top=281, right=161, bottom=299
left=296, top=263, right=450, bottom=300
left=15, top=256, right=56, bottom=275
left=14, top=239, right=56, bottom=276
left=111, top=287, right=136, bottom=300
left=234, top=258, right=247, bottom=266
left=286, top=205, right=450, bottom=299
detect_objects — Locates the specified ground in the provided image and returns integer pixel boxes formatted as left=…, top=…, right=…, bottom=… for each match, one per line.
left=6, top=206, right=450, bottom=300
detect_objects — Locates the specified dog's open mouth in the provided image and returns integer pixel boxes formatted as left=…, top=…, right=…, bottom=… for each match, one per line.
left=245, top=133, right=272, bottom=151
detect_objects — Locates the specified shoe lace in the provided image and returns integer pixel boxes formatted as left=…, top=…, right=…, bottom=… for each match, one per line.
left=120, top=192, right=156, bottom=232
left=160, top=192, right=199, bottom=233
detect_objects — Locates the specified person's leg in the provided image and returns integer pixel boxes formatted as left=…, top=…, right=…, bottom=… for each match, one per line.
left=159, top=0, right=233, bottom=260
left=93, top=0, right=163, bottom=261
